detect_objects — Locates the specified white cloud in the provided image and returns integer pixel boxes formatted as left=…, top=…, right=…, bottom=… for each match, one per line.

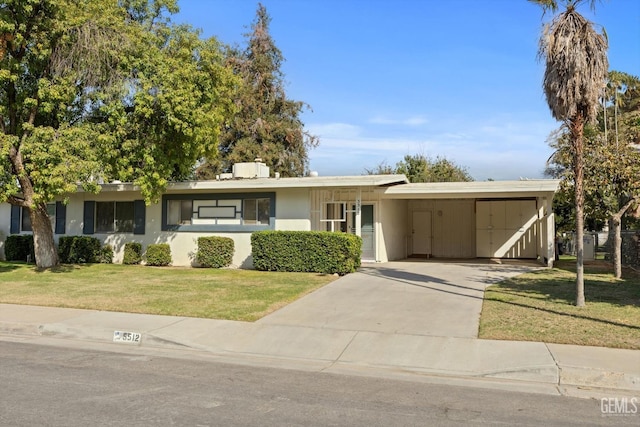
left=306, top=122, right=362, bottom=139
left=306, top=117, right=557, bottom=180
left=368, top=115, right=429, bottom=126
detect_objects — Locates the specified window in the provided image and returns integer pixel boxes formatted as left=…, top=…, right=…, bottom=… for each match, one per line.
left=21, top=207, right=31, bottom=232
left=167, top=200, right=193, bottom=225
left=322, top=202, right=347, bottom=232
left=20, top=203, right=56, bottom=232
left=243, top=198, right=270, bottom=225
left=161, top=193, right=275, bottom=232
left=96, top=201, right=134, bottom=233
left=325, top=203, right=346, bottom=221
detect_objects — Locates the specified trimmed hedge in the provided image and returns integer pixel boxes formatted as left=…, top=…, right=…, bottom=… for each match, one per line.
left=251, top=231, right=361, bottom=275
left=57, top=236, right=74, bottom=263
left=123, top=242, right=142, bottom=265
left=5, top=235, right=35, bottom=262
left=99, top=244, right=114, bottom=264
left=145, top=243, right=172, bottom=266
left=58, top=236, right=101, bottom=263
left=196, top=236, right=234, bottom=268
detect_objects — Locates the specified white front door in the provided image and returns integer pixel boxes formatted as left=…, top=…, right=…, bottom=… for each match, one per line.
left=412, top=211, right=432, bottom=255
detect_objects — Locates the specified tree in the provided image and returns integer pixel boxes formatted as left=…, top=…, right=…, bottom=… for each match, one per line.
left=532, top=0, right=608, bottom=306
left=546, top=71, right=640, bottom=278
left=365, top=154, right=473, bottom=182
left=196, top=3, right=318, bottom=179
left=600, top=72, right=640, bottom=278
left=0, top=0, right=235, bottom=268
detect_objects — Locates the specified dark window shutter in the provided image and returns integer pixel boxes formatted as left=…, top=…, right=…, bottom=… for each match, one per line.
left=83, top=201, right=95, bottom=234
left=10, top=205, right=20, bottom=234
left=55, top=202, right=66, bottom=234
left=133, top=200, right=145, bottom=235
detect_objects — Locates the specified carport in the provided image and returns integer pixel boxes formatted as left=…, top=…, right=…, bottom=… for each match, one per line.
left=379, top=180, right=560, bottom=266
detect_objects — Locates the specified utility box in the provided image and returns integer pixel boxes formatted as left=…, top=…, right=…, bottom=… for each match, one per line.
left=583, top=234, right=596, bottom=261
left=233, top=162, right=270, bottom=179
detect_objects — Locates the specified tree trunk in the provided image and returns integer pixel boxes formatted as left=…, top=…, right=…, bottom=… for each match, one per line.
left=30, top=202, right=59, bottom=269
left=611, top=198, right=637, bottom=279
left=571, top=116, right=585, bottom=307
left=612, top=214, right=622, bottom=279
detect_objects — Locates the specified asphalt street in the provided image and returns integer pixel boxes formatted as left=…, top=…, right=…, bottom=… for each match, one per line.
left=1, top=339, right=636, bottom=426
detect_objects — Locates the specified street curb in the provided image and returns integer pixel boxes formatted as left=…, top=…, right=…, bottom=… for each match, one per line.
left=2, top=319, right=639, bottom=397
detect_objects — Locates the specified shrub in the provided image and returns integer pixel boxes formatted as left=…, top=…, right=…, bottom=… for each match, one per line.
left=68, top=236, right=101, bottom=263
left=57, top=236, right=74, bottom=263
left=251, top=231, right=361, bottom=275
left=5, top=235, right=35, bottom=262
left=196, top=236, right=234, bottom=268
left=145, top=243, right=172, bottom=266
left=123, top=242, right=142, bottom=265
left=58, top=236, right=102, bottom=264
left=98, top=245, right=114, bottom=264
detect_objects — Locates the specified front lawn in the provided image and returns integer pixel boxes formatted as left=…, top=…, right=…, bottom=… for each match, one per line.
left=479, top=260, right=640, bottom=349
left=0, top=262, right=337, bottom=321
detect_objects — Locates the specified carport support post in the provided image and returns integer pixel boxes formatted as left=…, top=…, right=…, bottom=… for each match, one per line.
left=355, top=189, right=362, bottom=238
left=541, top=196, right=555, bottom=267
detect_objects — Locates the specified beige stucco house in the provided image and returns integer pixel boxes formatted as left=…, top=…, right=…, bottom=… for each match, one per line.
left=0, top=162, right=560, bottom=267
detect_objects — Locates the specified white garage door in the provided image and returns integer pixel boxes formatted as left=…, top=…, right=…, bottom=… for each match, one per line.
left=476, top=200, right=538, bottom=259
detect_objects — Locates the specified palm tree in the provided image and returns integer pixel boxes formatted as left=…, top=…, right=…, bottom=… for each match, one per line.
left=532, top=0, right=608, bottom=306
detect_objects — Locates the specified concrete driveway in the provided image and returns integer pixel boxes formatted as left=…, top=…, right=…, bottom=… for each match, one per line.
left=258, top=260, right=540, bottom=338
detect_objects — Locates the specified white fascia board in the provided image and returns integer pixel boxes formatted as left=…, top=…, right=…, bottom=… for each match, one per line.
left=381, top=180, right=561, bottom=199
left=79, top=174, right=410, bottom=194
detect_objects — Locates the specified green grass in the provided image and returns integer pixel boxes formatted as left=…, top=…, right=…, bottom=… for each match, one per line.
left=0, top=262, right=337, bottom=321
left=479, top=260, right=640, bottom=349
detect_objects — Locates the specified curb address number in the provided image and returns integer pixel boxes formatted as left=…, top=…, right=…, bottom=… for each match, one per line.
left=113, top=330, right=141, bottom=344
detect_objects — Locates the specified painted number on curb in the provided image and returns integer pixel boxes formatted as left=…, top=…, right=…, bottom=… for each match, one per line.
left=113, top=330, right=141, bottom=344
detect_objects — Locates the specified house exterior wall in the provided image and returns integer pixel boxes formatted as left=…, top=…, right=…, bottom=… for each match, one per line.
left=379, top=199, right=408, bottom=261
left=0, top=178, right=558, bottom=267
left=0, top=187, right=315, bottom=267
left=407, top=199, right=475, bottom=258
left=309, top=188, right=389, bottom=261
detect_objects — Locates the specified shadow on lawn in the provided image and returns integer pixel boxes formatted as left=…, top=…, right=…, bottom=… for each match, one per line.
left=485, top=260, right=640, bottom=331
left=0, top=263, right=22, bottom=273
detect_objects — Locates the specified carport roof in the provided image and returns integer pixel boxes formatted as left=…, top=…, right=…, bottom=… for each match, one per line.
left=381, top=179, right=560, bottom=199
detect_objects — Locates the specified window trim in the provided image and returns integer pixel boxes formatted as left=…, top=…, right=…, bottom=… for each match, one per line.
left=17, top=203, right=57, bottom=233
left=161, top=192, right=276, bottom=232
left=95, top=201, right=135, bottom=234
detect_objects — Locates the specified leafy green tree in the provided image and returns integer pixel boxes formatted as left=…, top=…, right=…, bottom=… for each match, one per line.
left=532, top=0, right=608, bottom=306
left=196, top=3, right=318, bottom=179
left=0, top=0, right=235, bottom=268
left=365, top=154, right=473, bottom=182
left=546, top=71, right=640, bottom=278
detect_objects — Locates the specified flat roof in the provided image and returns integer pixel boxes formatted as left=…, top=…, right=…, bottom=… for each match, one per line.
left=87, top=176, right=560, bottom=199
left=95, top=174, right=409, bottom=192
left=381, top=180, right=560, bottom=199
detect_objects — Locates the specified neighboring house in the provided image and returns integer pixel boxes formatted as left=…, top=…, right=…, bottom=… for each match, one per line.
left=0, top=162, right=560, bottom=267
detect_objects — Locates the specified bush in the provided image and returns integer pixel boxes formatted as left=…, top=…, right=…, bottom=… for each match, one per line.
left=251, top=231, right=361, bottom=275
left=5, top=235, right=35, bottom=262
left=196, top=236, right=234, bottom=268
left=145, top=243, right=172, bottom=266
left=98, top=245, right=114, bottom=264
left=68, top=236, right=101, bottom=263
left=58, top=236, right=102, bottom=264
left=123, top=242, right=142, bottom=265
left=57, top=236, right=74, bottom=263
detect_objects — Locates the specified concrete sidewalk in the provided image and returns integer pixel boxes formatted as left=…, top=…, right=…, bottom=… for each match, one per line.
left=1, top=302, right=639, bottom=399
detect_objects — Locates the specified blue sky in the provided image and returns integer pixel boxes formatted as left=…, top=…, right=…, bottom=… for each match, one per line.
left=176, top=0, right=640, bottom=180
